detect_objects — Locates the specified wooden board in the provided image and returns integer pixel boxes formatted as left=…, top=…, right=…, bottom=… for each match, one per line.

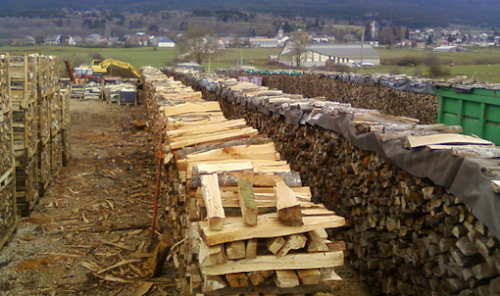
left=199, top=212, right=345, bottom=246
left=200, top=251, right=344, bottom=276
left=405, top=134, right=492, bottom=149
left=163, top=101, right=220, bottom=117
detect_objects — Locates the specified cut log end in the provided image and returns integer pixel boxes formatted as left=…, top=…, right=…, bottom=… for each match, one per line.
left=278, top=205, right=304, bottom=226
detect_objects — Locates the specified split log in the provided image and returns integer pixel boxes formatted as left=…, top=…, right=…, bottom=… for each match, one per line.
left=201, top=173, right=225, bottom=231
left=237, top=179, right=258, bottom=226
left=275, top=180, right=303, bottom=226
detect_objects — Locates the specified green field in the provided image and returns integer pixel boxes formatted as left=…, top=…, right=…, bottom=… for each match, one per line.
left=0, top=46, right=180, bottom=69
left=1, top=45, right=500, bottom=83
left=362, top=47, right=500, bottom=83
left=0, top=46, right=280, bottom=74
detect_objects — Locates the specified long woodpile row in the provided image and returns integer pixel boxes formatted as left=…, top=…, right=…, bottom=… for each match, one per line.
left=260, top=74, right=438, bottom=124
left=167, top=70, right=500, bottom=296
left=0, top=53, right=69, bottom=248
left=141, top=67, right=347, bottom=296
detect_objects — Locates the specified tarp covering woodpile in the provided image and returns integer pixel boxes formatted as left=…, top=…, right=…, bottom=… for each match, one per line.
left=141, top=66, right=347, bottom=295
left=165, top=69, right=500, bottom=296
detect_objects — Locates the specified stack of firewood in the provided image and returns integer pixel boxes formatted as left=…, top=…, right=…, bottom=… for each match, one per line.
left=169, top=71, right=500, bottom=296
left=261, top=74, right=438, bottom=124
left=141, top=67, right=348, bottom=296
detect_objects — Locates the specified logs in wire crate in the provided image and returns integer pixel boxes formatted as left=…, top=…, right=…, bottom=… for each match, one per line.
left=141, top=67, right=347, bottom=296
left=0, top=52, right=66, bottom=216
left=172, top=71, right=500, bottom=296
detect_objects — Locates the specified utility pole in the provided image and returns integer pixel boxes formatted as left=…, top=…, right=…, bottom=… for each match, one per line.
left=361, top=27, right=365, bottom=74
left=240, top=47, right=243, bottom=66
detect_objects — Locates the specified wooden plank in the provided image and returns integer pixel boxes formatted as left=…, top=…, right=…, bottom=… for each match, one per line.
left=201, top=174, right=225, bottom=231
left=273, top=270, right=299, bottom=288
left=189, top=160, right=289, bottom=178
left=405, top=134, right=492, bottom=149
left=238, top=179, right=258, bottom=226
left=167, top=120, right=248, bottom=140
left=200, top=251, right=344, bottom=276
left=169, top=127, right=259, bottom=150
left=197, top=162, right=254, bottom=175
left=200, top=213, right=346, bottom=246
left=190, top=171, right=302, bottom=188
left=163, top=101, right=220, bottom=117
left=275, top=180, right=303, bottom=226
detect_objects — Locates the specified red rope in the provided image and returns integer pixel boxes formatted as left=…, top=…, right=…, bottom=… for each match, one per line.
left=150, top=124, right=164, bottom=242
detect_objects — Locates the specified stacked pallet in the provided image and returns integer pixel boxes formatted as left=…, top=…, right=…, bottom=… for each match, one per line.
left=1, top=53, right=64, bottom=213
left=141, top=67, right=347, bottom=296
left=0, top=54, right=17, bottom=249
left=60, top=90, right=71, bottom=166
left=8, top=54, right=40, bottom=213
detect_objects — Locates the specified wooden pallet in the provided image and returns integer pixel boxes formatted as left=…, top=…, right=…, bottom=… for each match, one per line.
left=0, top=171, right=17, bottom=249
left=16, top=155, right=39, bottom=216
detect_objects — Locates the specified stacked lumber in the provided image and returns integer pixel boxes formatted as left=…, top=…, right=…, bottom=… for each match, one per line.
left=141, top=67, right=347, bottom=296
left=168, top=70, right=500, bottom=296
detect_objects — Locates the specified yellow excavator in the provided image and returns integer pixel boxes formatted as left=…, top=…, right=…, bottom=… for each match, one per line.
left=89, top=59, right=141, bottom=78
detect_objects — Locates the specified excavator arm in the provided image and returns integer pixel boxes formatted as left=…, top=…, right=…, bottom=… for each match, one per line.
left=93, top=59, right=141, bottom=78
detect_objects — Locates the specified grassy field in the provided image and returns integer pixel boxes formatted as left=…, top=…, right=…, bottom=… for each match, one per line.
left=1, top=45, right=499, bottom=83
left=360, top=47, right=500, bottom=83
left=0, top=46, right=280, bottom=74
left=0, top=46, right=180, bottom=69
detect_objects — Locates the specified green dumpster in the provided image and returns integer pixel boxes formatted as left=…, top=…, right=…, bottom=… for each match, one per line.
left=435, top=85, right=500, bottom=145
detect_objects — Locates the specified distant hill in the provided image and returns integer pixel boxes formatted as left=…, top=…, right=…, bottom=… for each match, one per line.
left=1, top=0, right=500, bottom=28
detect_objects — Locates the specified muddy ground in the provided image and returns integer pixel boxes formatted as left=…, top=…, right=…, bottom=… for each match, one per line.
left=0, top=99, right=372, bottom=296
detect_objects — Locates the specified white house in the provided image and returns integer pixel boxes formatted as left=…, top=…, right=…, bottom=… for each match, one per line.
left=157, top=37, right=175, bottom=48
left=249, top=37, right=279, bottom=48
left=279, top=44, right=380, bottom=67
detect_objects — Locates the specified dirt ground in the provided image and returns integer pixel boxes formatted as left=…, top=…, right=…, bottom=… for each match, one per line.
left=0, top=99, right=372, bottom=296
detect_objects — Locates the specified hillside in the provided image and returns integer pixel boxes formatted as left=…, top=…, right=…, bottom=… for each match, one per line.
left=1, top=0, right=500, bottom=28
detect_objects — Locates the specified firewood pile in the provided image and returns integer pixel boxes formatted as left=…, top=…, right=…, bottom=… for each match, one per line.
left=167, top=70, right=500, bottom=296
left=141, top=67, right=348, bottom=296
left=0, top=52, right=67, bottom=239
left=261, top=74, right=438, bottom=124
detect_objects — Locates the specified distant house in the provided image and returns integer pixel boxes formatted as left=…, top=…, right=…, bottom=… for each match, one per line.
left=433, top=45, right=468, bottom=52
left=72, top=36, right=82, bottom=44
left=84, top=34, right=105, bottom=45
left=44, top=35, right=61, bottom=45
left=311, top=34, right=329, bottom=43
left=416, top=42, right=426, bottom=49
left=107, top=37, right=120, bottom=46
left=60, top=35, right=75, bottom=45
left=249, top=37, right=279, bottom=48
left=157, top=37, right=175, bottom=48
left=22, top=36, right=36, bottom=46
left=279, top=43, right=380, bottom=67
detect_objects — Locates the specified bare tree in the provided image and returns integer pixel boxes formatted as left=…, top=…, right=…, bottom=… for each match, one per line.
left=289, top=30, right=311, bottom=67
left=177, top=26, right=219, bottom=65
